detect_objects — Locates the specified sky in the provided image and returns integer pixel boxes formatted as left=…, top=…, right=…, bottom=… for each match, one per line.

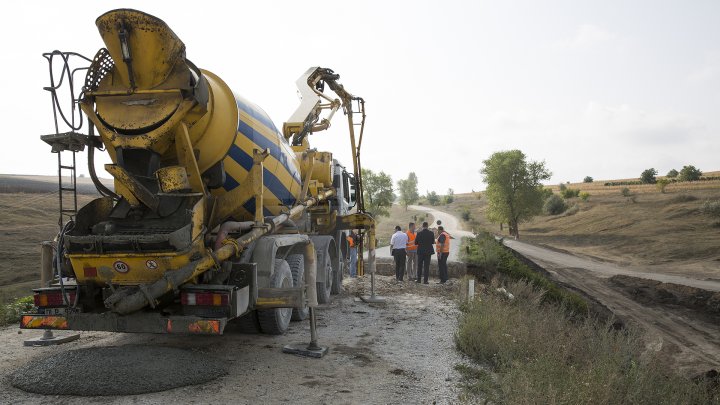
left=1, top=0, right=718, bottom=194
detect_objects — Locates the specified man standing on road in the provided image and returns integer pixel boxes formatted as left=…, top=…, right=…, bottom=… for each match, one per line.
left=390, top=225, right=408, bottom=281
left=405, top=222, right=417, bottom=281
left=347, top=229, right=359, bottom=278
left=436, top=226, right=450, bottom=284
left=414, top=222, right=435, bottom=284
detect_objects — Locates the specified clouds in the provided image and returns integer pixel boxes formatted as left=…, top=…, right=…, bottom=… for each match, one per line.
left=551, top=24, right=617, bottom=51
left=687, top=51, right=720, bottom=85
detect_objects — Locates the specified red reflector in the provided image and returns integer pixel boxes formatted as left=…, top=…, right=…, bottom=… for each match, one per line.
left=34, top=291, right=76, bottom=307
left=83, top=267, right=97, bottom=277
left=181, top=291, right=229, bottom=306
left=188, top=320, right=221, bottom=334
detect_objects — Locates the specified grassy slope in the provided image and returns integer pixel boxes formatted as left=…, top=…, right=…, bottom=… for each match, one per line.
left=0, top=191, right=98, bottom=302
left=443, top=173, right=720, bottom=278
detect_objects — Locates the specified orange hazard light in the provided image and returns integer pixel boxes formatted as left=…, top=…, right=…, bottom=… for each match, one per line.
left=20, top=315, right=69, bottom=330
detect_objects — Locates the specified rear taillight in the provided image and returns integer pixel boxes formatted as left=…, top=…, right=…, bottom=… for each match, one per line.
left=181, top=292, right=229, bottom=306
left=34, top=290, right=76, bottom=307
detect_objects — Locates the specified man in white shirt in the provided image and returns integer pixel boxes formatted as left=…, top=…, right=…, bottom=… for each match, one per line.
left=390, top=225, right=409, bottom=281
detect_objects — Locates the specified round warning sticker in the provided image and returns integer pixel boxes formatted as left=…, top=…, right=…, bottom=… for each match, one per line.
left=113, top=260, right=129, bottom=273
left=146, top=260, right=158, bottom=270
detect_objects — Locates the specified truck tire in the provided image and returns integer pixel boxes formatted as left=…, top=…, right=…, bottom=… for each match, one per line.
left=316, top=249, right=332, bottom=304
left=287, top=254, right=308, bottom=321
left=257, top=259, right=293, bottom=335
left=331, top=250, right=344, bottom=295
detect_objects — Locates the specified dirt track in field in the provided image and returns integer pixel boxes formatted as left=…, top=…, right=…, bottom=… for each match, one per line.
left=504, top=238, right=720, bottom=375
left=0, top=276, right=465, bottom=404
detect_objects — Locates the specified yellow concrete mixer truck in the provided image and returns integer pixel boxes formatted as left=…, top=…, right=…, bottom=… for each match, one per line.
left=21, top=9, right=376, bottom=341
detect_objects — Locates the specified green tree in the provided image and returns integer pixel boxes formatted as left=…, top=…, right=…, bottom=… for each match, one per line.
left=444, top=188, right=455, bottom=204
left=640, top=168, right=657, bottom=184
left=397, top=172, right=420, bottom=210
left=666, top=169, right=679, bottom=178
left=361, top=168, right=395, bottom=218
left=656, top=178, right=670, bottom=193
left=480, top=150, right=551, bottom=239
left=583, top=176, right=593, bottom=183
left=678, top=165, right=702, bottom=182
left=426, top=191, right=440, bottom=206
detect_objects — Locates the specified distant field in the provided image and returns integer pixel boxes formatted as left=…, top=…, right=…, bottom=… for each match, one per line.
left=440, top=174, right=720, bottom=280
left=374, top=204, right=434, bottom=247
left=0, top=175, right=104, bottom=302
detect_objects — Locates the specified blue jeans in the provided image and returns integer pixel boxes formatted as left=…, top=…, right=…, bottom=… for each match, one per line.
left=349, top=247, right=357, bottom=277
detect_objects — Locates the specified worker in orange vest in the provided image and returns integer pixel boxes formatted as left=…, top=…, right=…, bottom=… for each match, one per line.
left=436, top=226, right=450, bottom=284
left=405, top=222, right=418, bottom=281
left=347, top=229, right=359, bottom=278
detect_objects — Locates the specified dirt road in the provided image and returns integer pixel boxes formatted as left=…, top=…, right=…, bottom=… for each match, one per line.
left=374, top=204, right=474, bottom=262
left=503, top=238, right=720, bottom=374
left=0, top=276, right=464, bottom=404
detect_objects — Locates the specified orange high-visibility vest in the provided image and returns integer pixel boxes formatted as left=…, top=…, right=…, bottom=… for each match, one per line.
left=436, top=231, right=450, bottom=253
left=406, top=231, right=417, bottom=251
left=347, top=235, right=355, bottom=248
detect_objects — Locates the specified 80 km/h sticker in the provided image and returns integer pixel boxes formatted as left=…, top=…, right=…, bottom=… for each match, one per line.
left=113, top=261, right=129, bottom=273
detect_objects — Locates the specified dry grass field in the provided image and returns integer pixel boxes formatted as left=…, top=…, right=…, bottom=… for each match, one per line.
left=374, top=204, right=434, bottom=247
left=442, top=172, right=720, bottom=280
left=0, top=175, right=103, bottom=303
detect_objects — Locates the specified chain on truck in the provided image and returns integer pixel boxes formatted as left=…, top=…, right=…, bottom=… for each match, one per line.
left=22, top=9, right=377, bottom=341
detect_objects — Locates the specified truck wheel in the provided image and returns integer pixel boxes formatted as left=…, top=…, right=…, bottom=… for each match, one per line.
left=331, top=251, right=344, bottom=295
left=287, top=254, right=308, bottom=321
left=258, top=259, right=293, bottom=335
left=316, top=250, right=332, bottom=304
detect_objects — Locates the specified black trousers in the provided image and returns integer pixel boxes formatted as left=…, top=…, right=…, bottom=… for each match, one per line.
left=438, top=252, right=449, bottom=282
left=393, top=248, right=406, bottom=280
left=417, top=253, right=432, bottom=283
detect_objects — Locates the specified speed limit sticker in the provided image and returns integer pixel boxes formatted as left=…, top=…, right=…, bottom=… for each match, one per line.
left=146, top=260, right=158, bottom=270
left=113, top=260, right=129, bottom=273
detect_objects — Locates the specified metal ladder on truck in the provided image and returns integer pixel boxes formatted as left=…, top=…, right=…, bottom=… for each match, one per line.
left=39, top=51, right=94, bottom=228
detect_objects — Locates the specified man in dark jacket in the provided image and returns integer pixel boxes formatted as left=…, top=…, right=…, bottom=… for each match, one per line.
left=414, top=221, right=435, bottom=284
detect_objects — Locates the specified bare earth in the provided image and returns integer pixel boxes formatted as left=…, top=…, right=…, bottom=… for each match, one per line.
left=504, top=239, right=720, bottom=374
left=0, top=276, right=464, bottom=405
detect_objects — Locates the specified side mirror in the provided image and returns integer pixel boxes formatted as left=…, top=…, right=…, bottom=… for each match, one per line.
left=346, top=172, right=357, bottom=209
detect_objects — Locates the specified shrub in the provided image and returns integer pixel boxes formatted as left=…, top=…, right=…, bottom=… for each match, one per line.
left=558, top=183, right=567, bottom=192
left=656, top=178, right=670, bottom=193
left=604, top=181, right=642, bottom=186
left=640, top=168, right=657, bottom=184
left=455, top=281, right=716, bottom=404
left=444, top=195, right=454, bottom=204
left=666, top=169, right=679, bottom=178
left=426, top=191, right=440, bottom=206
left=620, top=187, right=632, bottom=197
left=701, top=200, right=720, bottom=219
left=579, top=191, right=590, bottom=201
left=583, top=176, right=593, bottom=183
left=543, top=194, right=566, bottom=215
left=461, top=208, right=472, bottom=222
left=565, top=203, right=580, bottom=215
left=679, top=165, right=702, bottom=182
left=561, top=188, right=580, bottom=199
left=463, top=233, right=587, bottom=313
left=0, top=296, right=34, bottom=326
